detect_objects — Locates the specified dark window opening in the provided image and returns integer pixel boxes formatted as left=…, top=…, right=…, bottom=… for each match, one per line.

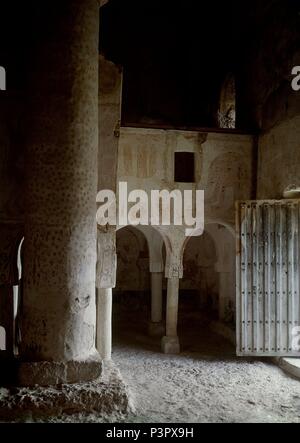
left=174, top=152, right=195, bottom=183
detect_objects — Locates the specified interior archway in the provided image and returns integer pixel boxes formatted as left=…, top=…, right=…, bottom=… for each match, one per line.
left=113, top=226, right=166, bottom=352
left=179, top=224, right=236, bottom=353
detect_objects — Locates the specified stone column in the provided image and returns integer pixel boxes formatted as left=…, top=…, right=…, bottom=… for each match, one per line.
left=148, top=272, right=165, bottom=337
left=96, top=231, right=117, bottom=361
left=96, top=288, right=112, bottom=361
left=96, top=52, right=122, bottom=361
left=151, top=272, right=163, bottom=323
left=166, top=278, right=180, bottom=337
left=19, top=0, right=100, bottom=386
left=141, top=228, right=165, bottom=337
left=161, top=260, right=183, bottom=354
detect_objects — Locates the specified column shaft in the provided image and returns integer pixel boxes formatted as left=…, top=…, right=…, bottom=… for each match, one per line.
left=166, top=278, right=179, bottom=336
left=148, top=272, right=165, bottom=337
left=151, top=273, right=163, bottom=323
left=162, top=278, right=180, bottom=354
left=96, top=289, right=112, bottom=361
left=20, top=0, right=100, bottom=385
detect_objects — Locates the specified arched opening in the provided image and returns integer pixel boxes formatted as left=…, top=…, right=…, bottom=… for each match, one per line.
left=206, top=224, right=236, bottom=325
left=113, top=226, right=166, bottom=351
left=181, top=230, right=218, bottom=317
left=179, top=224, right=236, bottom=353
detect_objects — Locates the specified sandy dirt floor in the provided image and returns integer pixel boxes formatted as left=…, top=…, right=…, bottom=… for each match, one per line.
left=4, top=306, right=300, bottom=423
left=111, top=309, right=300, bottom=424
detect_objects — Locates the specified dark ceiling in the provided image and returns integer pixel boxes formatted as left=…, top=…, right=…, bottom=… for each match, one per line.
left=100, top=0, right=299, bottom=129
left=100, top=0, right=257, bottom=127
left=0, top=1, right=298, bottom=130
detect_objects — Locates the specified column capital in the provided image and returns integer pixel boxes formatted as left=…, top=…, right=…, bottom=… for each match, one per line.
left=165, top=251, right=183, bottom=279
left=165, top=263, right=183, bottom=279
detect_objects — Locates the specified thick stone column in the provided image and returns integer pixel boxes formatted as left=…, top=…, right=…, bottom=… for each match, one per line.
left=20, top=0, right=100, bottom=386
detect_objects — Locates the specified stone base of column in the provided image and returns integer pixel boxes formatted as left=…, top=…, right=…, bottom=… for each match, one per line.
left=17, top=353, right=102, bottom=387
left=148, top=321, right=165, bottom=338
left=0, top=361, right=134, bottom=421
left=161, top=336, right=180, bottom=355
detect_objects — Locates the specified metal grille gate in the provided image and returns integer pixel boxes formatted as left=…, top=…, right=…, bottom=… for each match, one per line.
left=236, top=200, right=300, bottom=357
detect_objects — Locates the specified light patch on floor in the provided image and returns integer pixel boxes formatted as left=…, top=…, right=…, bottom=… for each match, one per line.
left=11, top=311, right=300, bottom=423
left=112, top=312, right=300, bottom=423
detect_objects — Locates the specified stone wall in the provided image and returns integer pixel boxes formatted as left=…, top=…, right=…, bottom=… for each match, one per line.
left=0, top=96, right=25, bottom=222
left=99, top=55, right=122, bottom=193
left=257, top=116, right=300, bottom=199
left=236, top=1, right=300, bottom=199
left=237, top=1, right=300, bottom=132
left=181, top=231, right=218, bottom=309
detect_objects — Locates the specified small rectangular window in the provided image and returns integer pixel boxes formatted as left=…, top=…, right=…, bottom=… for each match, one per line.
left=174, top=152, right=195, bottom=183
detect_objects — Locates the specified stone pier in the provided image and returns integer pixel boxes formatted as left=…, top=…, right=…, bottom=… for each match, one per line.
left=20, top=0, right=101, bottom=386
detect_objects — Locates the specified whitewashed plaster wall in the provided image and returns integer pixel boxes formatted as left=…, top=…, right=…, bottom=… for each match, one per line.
left=117, top=127, right=255, bottom=232
left=114, top=127, right=255, bottom=320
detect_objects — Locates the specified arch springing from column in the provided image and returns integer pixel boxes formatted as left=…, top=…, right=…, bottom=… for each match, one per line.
left=181, top=221, right=236, bottom=325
